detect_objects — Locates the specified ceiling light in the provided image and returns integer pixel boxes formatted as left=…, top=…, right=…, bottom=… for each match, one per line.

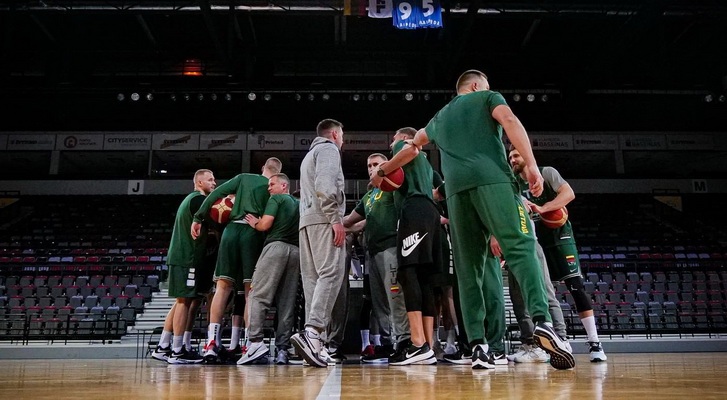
left=526, top=94, right=535, bottom=102
left=404, top=93, right=414, bottom=101
left=130, top=93, right=140, bottom=101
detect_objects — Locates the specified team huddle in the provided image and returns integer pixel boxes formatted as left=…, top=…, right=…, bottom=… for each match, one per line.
left=152, top=70, right=606, bottom=370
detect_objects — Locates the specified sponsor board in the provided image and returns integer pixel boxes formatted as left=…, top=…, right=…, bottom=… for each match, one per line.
left=199, top=133, right=246, bottom=150
left=247, top=133, right=293, bottom=150
left=104, top=133, right=152, bottom=150
left=573, top=134, right=618, bottom=150
left=620, top=134, right=666, bottom=150
left=666, top=134, right=714, bottom=150
left=56, top=134, right=104, bottom=150
left=530, top=135, right=573, bottom=150
left=152, top=133, right=200, bottom=150
left=7, top=134, right=56, bottom=150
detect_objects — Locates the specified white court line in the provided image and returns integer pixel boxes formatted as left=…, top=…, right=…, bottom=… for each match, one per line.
left=316, top=366, right=342, bottom=399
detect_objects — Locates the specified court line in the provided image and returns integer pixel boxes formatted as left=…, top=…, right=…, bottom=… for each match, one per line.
left=316, top=366, right=342, bottom=399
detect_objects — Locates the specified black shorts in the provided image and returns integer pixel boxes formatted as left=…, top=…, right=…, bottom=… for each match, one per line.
left=397, top=196, right=442, bottom=268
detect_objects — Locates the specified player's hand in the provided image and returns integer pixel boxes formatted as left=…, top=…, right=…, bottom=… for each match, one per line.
left=244, top=214, right=259, bottom=228
left=490, top=236, right=503, bottom=258
left=440, top=216, right=449, bottom=225
left=332, top=223, right=346, bottom=247
left=371, top=162, right=387, bottom=188
left=529, top=203, right=545, bottom=215
left=191, top=222, right=202, bottom=240
left=524, top=165, right=544, bottom=197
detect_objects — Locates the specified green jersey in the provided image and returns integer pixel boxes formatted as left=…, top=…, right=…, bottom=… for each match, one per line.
left=167, top=191, right=208, bottom=268
left=194, top=173, right=269, bottom=223
left=424, top=90, right=515, bottom=196
left=392, top=139, right=434, bottom=209
left=516, top=166, right=575, bottom=247
left=263, top=194, right=300, bottom=246
left=354, top=188, right=398, bottom=255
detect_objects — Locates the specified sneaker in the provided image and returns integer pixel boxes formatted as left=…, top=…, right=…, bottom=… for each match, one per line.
left=151, top=345, right=172, bottom=362
left=237, top=341, right=270, bottom=365
left=442, top=349, right=472, bottom=365
left=288, top=351, right=304, bottom=365
left=168, top=348, right=204, bottom=364
left=412, top=355, right=437, bottom=365
left=362, top=345, right=393, bottom=363
left=203, top=340, right=219, bottom=363
left=489, top=351, right=509, bottom=365
left=389, top=342, right=435, bottom=366
left=320, top=348, right=338, bottom=366
left=533, top=322, right=576, bottom=370
left=471, top=344, right=495, bottom=370
left=506, top=343, right=531, bottom=362
left=275, top=349, right=290, bottom=365
left=513, top=345, right=550, bottom=363
left=588, top=342, right=607, bottom=362
left=443, top=342, right=458, bottom=355
left=291, top=330, right=327, bottom=368
left=360, top=344, right=375, bottom=359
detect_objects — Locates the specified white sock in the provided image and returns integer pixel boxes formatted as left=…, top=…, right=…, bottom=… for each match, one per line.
left=360, top=330, right=370, bottom=350
left=446, top=330, right=456, bottom=347
left=183, top=331, right=192, bottom=351
left=328, top=346, right=338, bottom=353
left=159, top=330, right=172, bottom=348
left=230, top=327, right=241, bottom=350
left=207, top=323, right=220, bottom=345
left=581, top=316, right=599, bottom=343
left=172, top=336, right=184, bottom=353
left=372, top=334, right=381, bottom=346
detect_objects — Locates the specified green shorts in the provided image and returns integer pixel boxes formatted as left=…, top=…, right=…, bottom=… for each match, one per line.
left=543, top=243, right=581, bottom=282
left=214, top=222, right=266, bottom=288
left=431, top=226, right=454, bottom=288
left=168, top=264, right=201, bottom=298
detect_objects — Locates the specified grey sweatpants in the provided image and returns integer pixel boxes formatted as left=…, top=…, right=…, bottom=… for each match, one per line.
left=367, top=247, right=410, bottom=344
left=509, top=241, right=567, bottom=340
left=299, top=223, right=347, bottom=335
left=247, top=241, right=301, bottom=350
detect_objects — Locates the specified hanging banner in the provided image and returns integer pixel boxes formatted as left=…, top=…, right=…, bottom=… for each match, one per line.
left=56, top=134, right=104, bottom=151
left=418, top=0, right=443, bottom=28
left=199, top=133, right=247, bottom=150
left=369, top=0, right=393, bottom=18
left=7, top=134, right=55, bottom=150
left=393, top=0, right=442, bottom=29
left=152, top=133, right=200, bottom=151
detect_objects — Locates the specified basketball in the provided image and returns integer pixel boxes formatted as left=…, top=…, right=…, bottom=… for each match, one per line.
left=379, top=167, right=405, bottom=192
left=540, top=207, right=568, bottom=229
left=209, top=196, right=234, bottom=224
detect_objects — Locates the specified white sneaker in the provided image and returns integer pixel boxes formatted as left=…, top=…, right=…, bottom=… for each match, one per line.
left=319, top=348, right=337, bottom=366
left=507, top=345, right=530, bottom=362
left=237, top=341, right=269, bottom=365
left=588, top=342, right=607, bottom=362
left=514, top=346, right=550, bottom=363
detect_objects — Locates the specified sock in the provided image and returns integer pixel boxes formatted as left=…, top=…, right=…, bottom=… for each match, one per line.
left=159, top=330, right=172, bottom=348
left=172, top=336, right=184, bottom=353
left=207, top=323, right=220, bottom=345
left=329, top=346, right=338, bottom=353
left=183, top=331, right=192, bottom=351
left=446, top=330, right=456, bottom=347
left=230, top=327, right=241, bottom=350
left=581, top=316, right=599, bottom=343
left=454, top=325, right=460, bottom=336
left=360, top=329, right=370, bottom=350
left=372, top=334, right=381, bottom=346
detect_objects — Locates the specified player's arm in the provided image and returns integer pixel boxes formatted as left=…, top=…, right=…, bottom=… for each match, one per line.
left=244, top=214, right=275, bottom=231
left=343, top=210, right=365, bottom=228
left=191, top=175, right=240, bottom=239
left=346, top=220, right=366, bottom=234
left=492, top=105, right=544, bottom=197
left=529, top=167, right=575, bottom=214
left=313, top=147, right=346, bottom=247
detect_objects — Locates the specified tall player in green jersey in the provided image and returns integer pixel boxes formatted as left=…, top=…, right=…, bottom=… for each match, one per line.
left=375, top=70, right=575, bottom=370
left=509, top=148, right=607, bottom=362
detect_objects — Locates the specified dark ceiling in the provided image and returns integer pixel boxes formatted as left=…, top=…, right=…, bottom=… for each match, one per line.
left=1, top=0, right=726, bottom=131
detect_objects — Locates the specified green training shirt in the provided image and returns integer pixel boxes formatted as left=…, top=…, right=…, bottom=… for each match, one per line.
left=263, top=194, right=300, bottom=246
left=194, top=173, right=269, bottom=223
left=168, top=191, right=208, bottom=268
left=354, top=188, right=398, bottom=255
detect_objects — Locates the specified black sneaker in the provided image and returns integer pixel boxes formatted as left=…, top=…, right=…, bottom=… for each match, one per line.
left=490, top=351, right=509, bottom=365
left=471, top=344, right=495, bottom=369
left=389, top=342, right=435, bottom=366
left=220, top=346, right=243, bottom=363
left=442, top=342, right=473, bottom=365
left=151, top=345, right=172, bottom=362
left=328, top=349, right=347, bottom=364
left=362, top=345, right=394, bottom=363
left=533, top=322, right=576, bottom=370
left=168, top=348, right=204, bottom=364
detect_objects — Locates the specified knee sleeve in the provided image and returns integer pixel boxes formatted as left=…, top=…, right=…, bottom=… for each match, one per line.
left=232, top=293, right=246, bottom=316
left=564, top=276, right=592, bottom=313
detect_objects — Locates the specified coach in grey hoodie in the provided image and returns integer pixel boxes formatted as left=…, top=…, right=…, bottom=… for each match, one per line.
left=291, top=119, right=347, bottom=367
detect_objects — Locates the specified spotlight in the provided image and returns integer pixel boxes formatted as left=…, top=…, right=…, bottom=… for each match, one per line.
left=130, top=93, right=140, bottom=101
left=145, top=93, right=154, bottom=101
left=367, top=93, right=375, bottom=101
left=719, top=95, right=726, bottom=103
left=210, top=93, right=218, bottom=101
left=381, top=94, right=388, bottom=101
left=322, top=93, right=330, bottom=101
left=170, top=94, right=177, bottom=102
left=294, top=93, right=302, bottom=101
left=704, top=94, right=713, bottom=103
left=224, top=93, right=232, bottom=101
left=526, top=94, right=535, bottom=102
left=116, top=93, right=125, bottom=101
left=423, top=93, right=430, bottom=101
left=184, top=94, right=191, bottom=101
left=248, top=92, right=257, bottom=101
left=308, top=93, right=315, bottom=101
left=404, top=93, right=414, bottom=101
left=541, top=94, right=548, bottom=102
left=160, top=169, right=168, bottom=174
left=197, top=93, right=204, bottom=101
left=512, top=94, right=521, bottom=102
left=264, top=94, right=272, bottom=101
left=352, top=94, right=361, bottom=102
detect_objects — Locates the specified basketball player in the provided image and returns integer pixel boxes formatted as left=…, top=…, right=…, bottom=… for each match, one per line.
left=290, top=119, right=347, bottom=368
left=157, top=169, right=216, bottom=364
left=344, top=153, right=410, bottom=362
left=373, top=70, right=575, bottom=370
left=191, top=157, right=282, bottom=363
left=373, top=127, right=440, bottom=366
left=237, top=173, right=301, bottom=365
left=509, top=147, right=607, bottom=362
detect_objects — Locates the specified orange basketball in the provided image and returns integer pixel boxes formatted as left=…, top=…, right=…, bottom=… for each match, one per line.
left=379, top=167, right=405, bottom=192
left=209, top=197, right=234, bottom=224
left=540, top=207, right=568, bottom=229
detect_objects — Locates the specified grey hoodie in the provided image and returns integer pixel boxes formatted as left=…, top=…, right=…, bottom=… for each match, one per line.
left=299, top=136, right=346, bottom=228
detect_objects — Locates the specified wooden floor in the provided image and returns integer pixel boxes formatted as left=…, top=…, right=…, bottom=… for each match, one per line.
left=1, top=354, right=727, bottom=399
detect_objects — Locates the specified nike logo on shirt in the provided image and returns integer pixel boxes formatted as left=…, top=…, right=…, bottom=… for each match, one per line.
left=401, top=232, right=428, bottom=257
